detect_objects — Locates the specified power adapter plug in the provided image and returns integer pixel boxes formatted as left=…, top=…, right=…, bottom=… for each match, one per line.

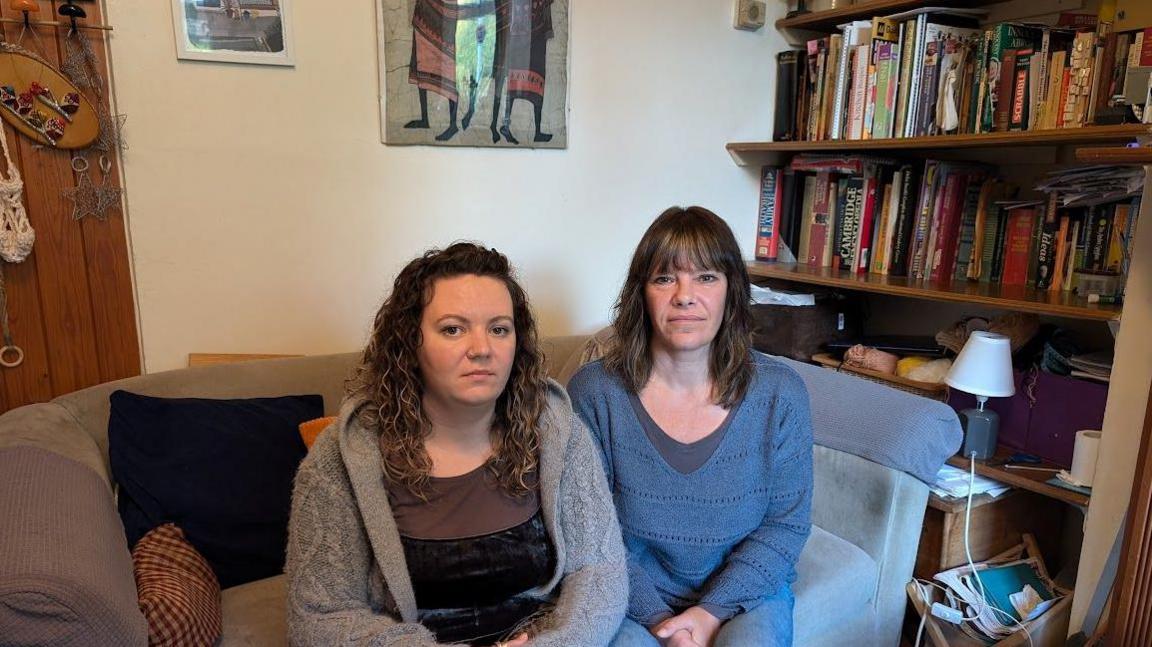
left=931, top=602, right=964, bottom=624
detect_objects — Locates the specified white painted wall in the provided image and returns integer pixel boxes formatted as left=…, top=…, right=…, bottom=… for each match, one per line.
left=106, top=0, right=787, bottom=371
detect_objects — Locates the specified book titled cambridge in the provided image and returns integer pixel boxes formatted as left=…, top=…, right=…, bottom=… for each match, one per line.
left=754, top=153, right=1141, bottom=299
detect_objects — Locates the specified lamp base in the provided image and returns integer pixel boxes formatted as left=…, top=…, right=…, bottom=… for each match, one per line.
left=958, top=407, right=999, bottom=460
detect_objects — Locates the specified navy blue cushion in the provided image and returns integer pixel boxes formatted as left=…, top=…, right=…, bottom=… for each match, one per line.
left=109, top=391, right=321, bottom=589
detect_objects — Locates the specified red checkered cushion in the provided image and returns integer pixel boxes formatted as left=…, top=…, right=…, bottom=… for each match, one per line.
left=132, top=523, right=222, bottom=647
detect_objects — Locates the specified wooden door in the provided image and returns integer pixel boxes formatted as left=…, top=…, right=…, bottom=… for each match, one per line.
left=0, top=1, right=139, bottom=412
left=1109, top=377, right=1152, bottom=644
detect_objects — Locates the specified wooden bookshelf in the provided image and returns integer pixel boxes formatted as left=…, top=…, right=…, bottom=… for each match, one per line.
left=728, top=124, right=1152, bottom=165
left=776, top=0, right=1000, bottom=32
left=748, top=262, right=1123, bottom=321
left=758, top=0, right=1135, bottom=624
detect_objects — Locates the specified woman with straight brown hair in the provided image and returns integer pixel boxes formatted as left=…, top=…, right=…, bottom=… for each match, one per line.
left=568, top=207, right=814, bottom=647
left=287, top=242, right=627, bottom=646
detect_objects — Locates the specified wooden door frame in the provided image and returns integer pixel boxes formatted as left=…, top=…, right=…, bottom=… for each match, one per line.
left=1107, top=377, right=1152, bottom=644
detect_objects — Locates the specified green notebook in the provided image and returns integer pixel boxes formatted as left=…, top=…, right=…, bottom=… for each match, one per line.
left=975, top=562, right=1054, bottom=622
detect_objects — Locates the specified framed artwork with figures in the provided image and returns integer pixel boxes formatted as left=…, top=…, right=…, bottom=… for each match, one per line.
left=377, top=0, right=569, bottom=148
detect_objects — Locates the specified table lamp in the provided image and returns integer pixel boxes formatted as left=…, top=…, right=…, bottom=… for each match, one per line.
left=945, top=331, right=1015, bottom=460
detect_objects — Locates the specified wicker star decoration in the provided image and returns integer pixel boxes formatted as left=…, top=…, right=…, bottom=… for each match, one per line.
left=92, top=183, right=123, bottom=220
left=94, top=109, right=127, bottom=155
left=62, top=171, right=99, bottom=221
left=61, top=32, right=103, bottom=95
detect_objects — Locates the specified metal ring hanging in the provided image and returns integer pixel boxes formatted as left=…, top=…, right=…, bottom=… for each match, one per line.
left=0, top=344, right=22, bottom=367
left=0, top=265, right=23, bottom=368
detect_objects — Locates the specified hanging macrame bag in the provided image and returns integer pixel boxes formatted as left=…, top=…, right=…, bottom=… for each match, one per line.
left=0, top=124, right=32, bottom=263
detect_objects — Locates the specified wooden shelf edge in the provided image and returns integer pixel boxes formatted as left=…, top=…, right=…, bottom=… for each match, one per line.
left=728, top=124, right=1152, bottom=157
left=1075, top=146, right=1152, bottom=165
left=775, top=0, right=914, bottom=31
left=775, top=0, right=1000, bottom=31
left=748, top=262, right=1123, bottom=321
left=945, top=454, right=1089, bottom=507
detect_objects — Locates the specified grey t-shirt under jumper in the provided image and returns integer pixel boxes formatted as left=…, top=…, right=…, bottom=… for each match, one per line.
left=387, top=466, right=540, bottom=540
left=626, top=393, right=738, bottom=474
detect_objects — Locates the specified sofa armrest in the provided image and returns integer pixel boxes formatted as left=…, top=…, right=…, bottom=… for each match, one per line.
left=0, top=446, right=147, bottom=646
left=0, top=402, right=111, bottom=485
left=812, top=445, right=928, bottom=647
left=783, top=357, right=961, bottom=485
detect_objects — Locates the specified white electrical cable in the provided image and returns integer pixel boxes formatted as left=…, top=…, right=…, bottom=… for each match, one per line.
left=965, top=453, right=1034, bottom=647
left=912, top=578, right=985, bottom=647
left=912, top=598, right=930, bottom=644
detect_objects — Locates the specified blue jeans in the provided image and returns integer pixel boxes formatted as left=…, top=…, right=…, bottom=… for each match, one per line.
left=610, top=588, right=795, bottom=647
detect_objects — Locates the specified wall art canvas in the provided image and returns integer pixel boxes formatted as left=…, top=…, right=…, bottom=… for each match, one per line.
left=377, top=0, right=568, bottom=148
left=172, top=0, right=295, bottom=66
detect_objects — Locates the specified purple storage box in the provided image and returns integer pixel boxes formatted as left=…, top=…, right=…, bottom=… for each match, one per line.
left=948, top=369, right=1108, bottom=468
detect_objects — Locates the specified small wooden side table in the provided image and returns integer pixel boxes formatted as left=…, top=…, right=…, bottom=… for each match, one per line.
left=915, top=489, right=1069, bottom=581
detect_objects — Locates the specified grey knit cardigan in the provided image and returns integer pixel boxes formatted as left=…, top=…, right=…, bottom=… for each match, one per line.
left=285, top=381, right=628, bottom=646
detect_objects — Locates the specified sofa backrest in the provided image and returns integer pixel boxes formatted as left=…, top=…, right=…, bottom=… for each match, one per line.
left=51, top=353, right=359, bottom=473
left=38, top=336, right=591, bottom=478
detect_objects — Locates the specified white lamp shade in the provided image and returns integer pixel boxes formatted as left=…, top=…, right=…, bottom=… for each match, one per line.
left=945, top=331, right=1016, bottom=398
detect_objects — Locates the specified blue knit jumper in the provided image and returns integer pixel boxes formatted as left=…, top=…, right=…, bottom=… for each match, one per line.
left=567, top=353, right=813, bottom=626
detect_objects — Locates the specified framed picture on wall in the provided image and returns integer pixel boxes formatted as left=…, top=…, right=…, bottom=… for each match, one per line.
left=376, top=0, right=569, bottom=148
left=171, top=0, right=295, bottom=66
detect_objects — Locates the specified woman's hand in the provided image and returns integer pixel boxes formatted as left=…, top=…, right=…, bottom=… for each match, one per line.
left=652, top=607, right=721, bottom=647
left=658, top=628, right=701, bottom=647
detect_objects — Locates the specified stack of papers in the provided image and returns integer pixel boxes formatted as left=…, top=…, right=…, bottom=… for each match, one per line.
left=931, top=464, right=1011, bottom=499
left=749, top=284, right=815, bottom=306
left=1035, top=165, right=1145, bottom=207
left=933, top=558, right=1061, bottom=641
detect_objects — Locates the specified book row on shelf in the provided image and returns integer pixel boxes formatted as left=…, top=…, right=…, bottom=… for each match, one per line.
left=754, top=155, right=1144, bottom=301
left=773, top=7, right=1152, bottom=144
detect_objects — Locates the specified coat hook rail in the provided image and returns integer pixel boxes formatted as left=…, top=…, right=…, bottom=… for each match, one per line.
left=0, top=17, right=111, bottom=31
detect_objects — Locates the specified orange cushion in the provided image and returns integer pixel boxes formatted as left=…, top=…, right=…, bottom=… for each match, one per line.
left=132, top=523, right=221, bottom=647
left=299, top=416, right=337, bottom=449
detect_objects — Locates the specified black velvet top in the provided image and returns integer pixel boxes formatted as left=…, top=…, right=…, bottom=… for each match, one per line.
left=401, top=511, right=556, bottom=645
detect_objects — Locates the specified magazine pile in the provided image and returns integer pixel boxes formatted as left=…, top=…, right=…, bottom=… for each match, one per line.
left=932, top=555, right=1063, bottom=641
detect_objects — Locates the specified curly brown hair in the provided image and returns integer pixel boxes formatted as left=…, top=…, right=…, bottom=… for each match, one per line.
left=604, top=206, right=754, bottom=407
left=347, top=242, right=547, bottom=498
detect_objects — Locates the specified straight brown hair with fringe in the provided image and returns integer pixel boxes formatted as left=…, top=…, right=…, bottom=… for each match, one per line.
left=347, top=242, right=547, bottom=498
left=604, top=206, right=754, bottom=407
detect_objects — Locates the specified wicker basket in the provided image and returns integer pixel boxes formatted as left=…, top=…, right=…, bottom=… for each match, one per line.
left=811, top=353, right=949, bottom=401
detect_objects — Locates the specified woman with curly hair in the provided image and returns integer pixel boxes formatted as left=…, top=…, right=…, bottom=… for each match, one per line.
left=286, top=242, right=627, bottom=646
left=567, top=207, right=813, bottom=647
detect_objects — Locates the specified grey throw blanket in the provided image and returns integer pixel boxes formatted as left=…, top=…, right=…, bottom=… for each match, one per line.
left=0, top=446, right=148, bottom=647
left=285, top=380, right=628, bottom=646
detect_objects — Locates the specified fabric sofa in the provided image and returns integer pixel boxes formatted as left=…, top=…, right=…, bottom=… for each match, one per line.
left=0, top=335, right=960, bottom=646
